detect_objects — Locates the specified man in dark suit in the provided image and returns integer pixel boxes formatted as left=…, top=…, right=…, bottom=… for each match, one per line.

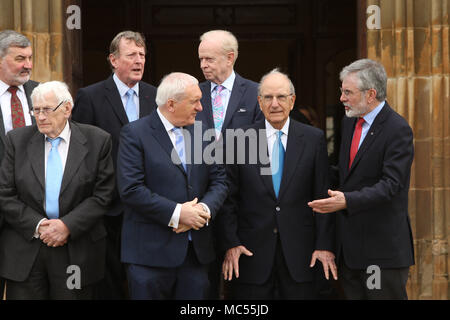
left=72, top=31, right=157, bottom=299
left=308, top=59, right=415, bottom=299
left=197, top=29, right=263, bottom=299
left=0, top=29, right=38, bottom=298
left=117, top=72, right=228, bottom=299
left=0, top=81, right=115, bottom=299
left=220, top=69, right=336, bottom=299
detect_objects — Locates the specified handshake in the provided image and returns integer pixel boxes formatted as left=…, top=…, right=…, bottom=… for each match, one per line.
left=173, top=197, right=211, bottom=234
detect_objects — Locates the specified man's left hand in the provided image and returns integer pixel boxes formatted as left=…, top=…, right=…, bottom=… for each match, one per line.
left=39, top=219, right=70, bottom=247
left=310, top=250, right=338, bottom=280
left=308, top=189, right=346, bottom=213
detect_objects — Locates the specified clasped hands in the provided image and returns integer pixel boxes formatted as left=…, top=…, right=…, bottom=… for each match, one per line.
left=38, top=219, right=70, bottom=247
left=173, top=197, right=211, bottom=234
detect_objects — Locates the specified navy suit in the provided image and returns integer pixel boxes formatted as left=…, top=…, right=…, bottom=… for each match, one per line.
left=336, top=102, right=414, bottom=299
left=117, top=111, right=228, bottom=299
left=220, top=119, right=335, bottom=298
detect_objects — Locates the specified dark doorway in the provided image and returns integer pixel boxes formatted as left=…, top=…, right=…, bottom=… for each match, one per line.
left=81, top=0, right=357, bottom=164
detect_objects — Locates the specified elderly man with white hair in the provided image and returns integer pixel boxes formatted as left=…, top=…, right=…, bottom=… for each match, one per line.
left=0, top=81, right=115, bottom=299
left=118, top=72, right=228, bottom=300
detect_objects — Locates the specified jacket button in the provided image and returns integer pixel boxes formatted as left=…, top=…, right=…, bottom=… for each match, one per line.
left=275, top=206, right=281, bottom=212
left=273, top=228, right=278, bottom=234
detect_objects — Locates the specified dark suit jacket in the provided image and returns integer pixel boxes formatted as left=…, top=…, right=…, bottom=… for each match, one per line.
left=72, top=75, right=157, bottom=216
left=220, top=119, right=335, bottom=285
left=0, top=121, right=115, bottom=286
left=337, top=102, right=415, bottom=269
left=118, top=112, right=228, bottom=268
left=0, top=80, right=38, bottom=230
left=198, top=73, right=263, bottom=137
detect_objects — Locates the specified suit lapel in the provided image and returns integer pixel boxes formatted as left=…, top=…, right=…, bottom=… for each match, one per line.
left=23, top=81, right=37, bottom=125
left=104, top=75, right=129, bottom=126
left=221, top=74, right=245, bottom=133
left=60, top=122, right=88, bottom=195
left=278, top=121, right=305, bottom=200
left=27, top=130, right=45, bottom=190
left=255, top=122, right=277, bottom=199
left=150, top=112, right=187, bottom=177
left=345, top=103, right=391, bottom=179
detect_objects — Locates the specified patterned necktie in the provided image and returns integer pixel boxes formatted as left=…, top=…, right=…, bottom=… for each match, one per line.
left=46, top=137, right=63, bottom=219
left=212, top=85, right=225, bottom=134
left=8, top=86, right=25, bottom=129
left=349, top=117, right=365, bottom=169
left=272, top=131, right=285, bottom=198
left=125, top=89, right=138, bottom=122
left=172, top=127, right=186, bottom=171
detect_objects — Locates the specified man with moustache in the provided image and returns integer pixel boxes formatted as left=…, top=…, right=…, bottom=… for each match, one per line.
left=197, top=29, right=263, bottom=299
left=0, top=30, right=38, bottom=298
left=72, top=31, right=158, bottom=299
left=308, top=59, right=415, bottom=299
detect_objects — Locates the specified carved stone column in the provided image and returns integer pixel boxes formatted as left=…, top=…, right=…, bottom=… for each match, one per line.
left=366, top=0, right=449, bottom=300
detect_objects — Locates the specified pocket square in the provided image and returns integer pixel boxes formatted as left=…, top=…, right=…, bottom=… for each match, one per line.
left=237, top=108, right=247, bottom=113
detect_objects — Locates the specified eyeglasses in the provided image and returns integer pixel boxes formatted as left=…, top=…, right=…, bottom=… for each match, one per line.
left=340, top=87, right=366, bottom=97
left=30, top=100, right=65, bottom=117
left=260, top=94, right=292, bottom=104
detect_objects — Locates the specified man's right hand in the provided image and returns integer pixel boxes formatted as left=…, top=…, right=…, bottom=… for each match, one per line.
left=222, top=245, right=253, bottom=281
left=179, top=198, right=210, bottom=230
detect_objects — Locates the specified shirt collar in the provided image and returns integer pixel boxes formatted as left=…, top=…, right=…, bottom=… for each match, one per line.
left=362, top=101, right=385, bottom=126
left=265, top=117, right=290, bottom=138
left=0, top=79, right=25, bottom=96
left=45, top=120, right=71, bottom=143
left=113, top=73, right=139, bottom=97
left=157, top=108, right=177, bottom=133
left=210, top=70, right=235, bottom=93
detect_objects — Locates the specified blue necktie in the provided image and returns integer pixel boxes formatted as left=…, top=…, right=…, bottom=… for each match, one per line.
left=46, top=137, right=63, bottom=219
left=172, top=127, right=187, bottom=171
left=125, top=89, right=138, bottom=122
left=272, top=131, right=285, bottom=198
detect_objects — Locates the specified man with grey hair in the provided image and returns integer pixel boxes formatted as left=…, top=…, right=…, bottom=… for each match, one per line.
left=0, top=29, right=38, bottom=298
left=117, top=72, right=227, bottom=299
left=72, top=30, right=158, bottom=299
left=198, top=29, right=264, bottom=299
left=309, top=59, right=415, bottom=299
left=0, top=81, right=115, bottom=299
left=220, top=69, right=336, bottom=299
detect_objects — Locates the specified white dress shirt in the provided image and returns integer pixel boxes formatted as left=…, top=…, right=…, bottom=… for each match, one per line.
left=113, top=73, right=140, bottom=117
left=265, top=118, right=290, bottom=169
left=0, top=79, right=33, bottom=133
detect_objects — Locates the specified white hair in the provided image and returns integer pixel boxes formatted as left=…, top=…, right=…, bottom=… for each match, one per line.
left=31, top=81, right=73, bottom=106
left=156, top=72, right=199, bottom=107
left=200, top=30, right=239, bottom=64
left=258, top=68, right=295, bottom=96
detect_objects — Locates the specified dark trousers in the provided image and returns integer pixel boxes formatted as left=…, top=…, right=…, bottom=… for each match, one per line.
left=95, top=214, right=127, bottom=299
left=339, top=260, right=410, bottom=300
left=126, top=242, right=209, bottom=300
left=5, top=243, right=94, bottom=300
left=228, top=238, right=315, bottom=300
left=0, top=278, right=4, bottom=300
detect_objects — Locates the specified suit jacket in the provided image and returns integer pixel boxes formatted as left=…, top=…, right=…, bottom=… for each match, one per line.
left=0, top=121, right=115, bottom=286
left=198, top=73, right=263, bottom=137
left=72, top=75, right=157, bottom=216
left=220, top=119, right=335, bottom=285
left=0, top=80, right=38, bottom=230
left=337, top=102, right=415, bottom=269
left=118, top=112, right=228, bottom=267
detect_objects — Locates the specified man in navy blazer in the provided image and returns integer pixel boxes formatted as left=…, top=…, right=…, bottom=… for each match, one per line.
left=309, top=59, right=415, bottom=299
left=197, top=29, right=264, bottom=298
left=220, top=69, right=336, bottom=299
left=117, top=72, right=228, bottom=299
left=72, top=31, right=157, bottom=299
